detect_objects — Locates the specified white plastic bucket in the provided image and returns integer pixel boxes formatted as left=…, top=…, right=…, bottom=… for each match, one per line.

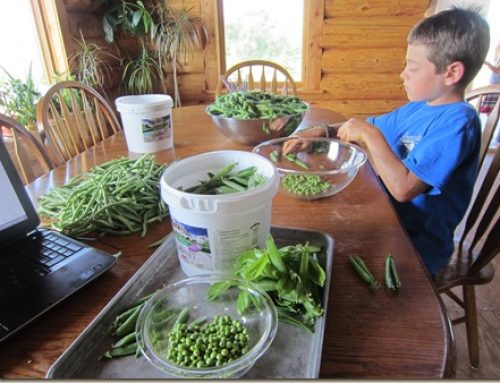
left=160, top=150, right=279, bottom=276
left=115, top=94, right=173, bottom=153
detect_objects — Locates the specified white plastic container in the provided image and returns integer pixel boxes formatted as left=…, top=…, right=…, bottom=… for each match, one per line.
left=160, top=150, right=279, bottom=276
left=115, top=94, right=173, bottom=153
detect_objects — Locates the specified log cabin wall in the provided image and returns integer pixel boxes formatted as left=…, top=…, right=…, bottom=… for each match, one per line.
left=55, top=0, right=430, bottom=119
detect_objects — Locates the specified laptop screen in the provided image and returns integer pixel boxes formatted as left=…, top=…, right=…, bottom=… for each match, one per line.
left=0, top=140, right=40, bottom=245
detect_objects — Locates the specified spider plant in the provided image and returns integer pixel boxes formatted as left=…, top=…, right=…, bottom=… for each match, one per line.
left=122, top=43, right=164, bottom=94
left=0, top=64, right=41, bottom=128
left=155, top=6, right=207, bottom=107
left=68, top=30, right=119, bottom=98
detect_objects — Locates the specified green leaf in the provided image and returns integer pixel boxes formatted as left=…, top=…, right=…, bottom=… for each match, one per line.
left=206, top=280, right=233, bottom=300
left=241, top=252, right=269, bottom=281
left=103, top=16, right=115, bottom=43
left=132, top=10, right=143, bottom=27
left=236, top=290, right=251, bottom=314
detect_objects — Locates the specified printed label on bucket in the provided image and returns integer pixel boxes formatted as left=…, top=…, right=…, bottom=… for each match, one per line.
left=171, top=218, right=261, bottom=273
left=172, top=219, right=212, bottom=270
left=141, top=115, right=171, bottom=143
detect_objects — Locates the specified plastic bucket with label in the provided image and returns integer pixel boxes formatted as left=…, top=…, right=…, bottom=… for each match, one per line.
left=115, top=94, right=173, bottom=153
left=160, top=150, right=279, bottom=276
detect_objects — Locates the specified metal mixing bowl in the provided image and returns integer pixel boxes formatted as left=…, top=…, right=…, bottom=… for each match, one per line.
left=206, top=106, right=308, bottom=146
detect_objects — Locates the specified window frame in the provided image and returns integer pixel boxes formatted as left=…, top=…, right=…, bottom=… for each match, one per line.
left=201, top=0, right=323, bottom=93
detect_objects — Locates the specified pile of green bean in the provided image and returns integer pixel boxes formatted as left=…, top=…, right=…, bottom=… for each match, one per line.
left=38, top=154, right=168, bottom=237
left=282, top=174, right=331, bottom=196
left=181, top=162, right=268, bottom=195
left=207, top=91, right=307, bottom=120
left=166, top=314, right=249, bottom=368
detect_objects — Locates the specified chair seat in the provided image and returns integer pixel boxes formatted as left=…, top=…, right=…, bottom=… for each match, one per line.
left=434, top=257, right=495, bottom=290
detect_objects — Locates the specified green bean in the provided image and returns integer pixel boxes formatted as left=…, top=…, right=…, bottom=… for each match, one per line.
left=348, top=255, right=380, bottom=290
left=37, top=154, right=168, bottom=237
left=270, top=150, right=279, bottom=162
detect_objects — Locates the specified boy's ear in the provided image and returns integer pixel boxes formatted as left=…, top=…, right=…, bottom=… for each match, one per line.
left=443, top=61, right=465, bottom=86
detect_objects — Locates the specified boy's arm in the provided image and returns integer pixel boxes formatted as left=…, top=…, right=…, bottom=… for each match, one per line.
left=338, top=118, right=429, bottom=202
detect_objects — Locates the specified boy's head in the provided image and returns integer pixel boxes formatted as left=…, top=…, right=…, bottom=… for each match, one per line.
left=407, top=7, right=490, bottom=90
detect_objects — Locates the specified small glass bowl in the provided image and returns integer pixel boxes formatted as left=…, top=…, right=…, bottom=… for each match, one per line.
left=136, top=275, right=278, bottom=379
left=253, top=137, right=367, bottom=200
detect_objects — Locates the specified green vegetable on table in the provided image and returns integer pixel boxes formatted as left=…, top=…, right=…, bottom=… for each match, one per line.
left=208, top=234, right=326, bottom=332
left=384, top=254, right=402, bottom=291
left=207, top=91, right=307, bottom=120
left=181, top=162, right=268, bottom=195
left=38, top=154, right=168, bottom=237
left=348, top=255, right=381, bottom=290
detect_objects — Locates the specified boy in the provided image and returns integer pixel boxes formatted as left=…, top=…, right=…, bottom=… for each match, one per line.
left=284, top=7, right=490, bottom=275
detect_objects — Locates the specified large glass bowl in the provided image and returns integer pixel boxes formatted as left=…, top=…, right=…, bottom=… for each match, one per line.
left=252, top=137, right=367, bottom=200
left=136, top=275, right=278, bottom=379
left=206, top=105, right=308, bottom=146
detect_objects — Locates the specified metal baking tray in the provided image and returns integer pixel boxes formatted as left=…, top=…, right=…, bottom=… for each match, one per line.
left=46, top=226, right=334, bottom=379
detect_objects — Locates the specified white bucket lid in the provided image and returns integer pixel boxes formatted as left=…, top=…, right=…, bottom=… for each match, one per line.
left=115, top=94, right=173, bottom=114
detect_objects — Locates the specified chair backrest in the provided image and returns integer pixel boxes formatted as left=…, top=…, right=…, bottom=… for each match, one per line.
left=456, top=143, right=499, bottom=274
left=216, top=60, right=297, bottom=96
left=36, top=81, right=121, bottom=166
left=465, top=84, right=500, bottom=170
left=0, top=113, right=54, bottom=184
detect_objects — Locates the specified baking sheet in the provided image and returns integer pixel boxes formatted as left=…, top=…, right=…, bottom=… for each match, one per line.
left=46, top=226, right=333, bottom=379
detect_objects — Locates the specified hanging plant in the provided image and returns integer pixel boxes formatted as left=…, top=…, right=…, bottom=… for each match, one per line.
left=122, top=42, right=164, bottom=95
left=155, top=6, right=207, bottom=107
left=68, top=30, right=120, bottom=99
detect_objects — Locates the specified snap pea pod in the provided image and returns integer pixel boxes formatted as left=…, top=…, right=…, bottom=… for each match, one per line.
left=207, top=91, right=307, bottom=119
left=348, top=255, right=381, bottom=290
left=38, top=154, right=168, bottom=237
left=181, top=162, right=268, bottom=195
left=384, top=254, right=402, bottom=291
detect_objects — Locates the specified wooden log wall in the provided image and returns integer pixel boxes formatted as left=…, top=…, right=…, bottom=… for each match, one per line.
left=55, top=0, right=430, bottom=118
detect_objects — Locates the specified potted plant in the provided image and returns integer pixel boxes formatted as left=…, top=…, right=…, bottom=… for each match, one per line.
left=0, top=64, right=41, bottom=134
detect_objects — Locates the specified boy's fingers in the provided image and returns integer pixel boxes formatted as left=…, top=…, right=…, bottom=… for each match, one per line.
left=282, top=138, right=303, bottom=155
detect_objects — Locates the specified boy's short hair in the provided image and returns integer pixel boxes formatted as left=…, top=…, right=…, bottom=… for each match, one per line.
left=408, top=7, right=490, bottom=89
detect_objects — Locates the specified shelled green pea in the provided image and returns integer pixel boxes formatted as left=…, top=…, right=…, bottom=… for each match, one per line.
left=162, top=314, right=249, bottom=368
left=281, top=174, right=331, bottom=196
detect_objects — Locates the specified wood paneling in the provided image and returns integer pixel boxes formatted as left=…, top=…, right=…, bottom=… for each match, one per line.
left=54, top=0, right=429, bottom=117
left=322, top=48, right=405, bottom=74
left=325, top=0, right=430, bottom=18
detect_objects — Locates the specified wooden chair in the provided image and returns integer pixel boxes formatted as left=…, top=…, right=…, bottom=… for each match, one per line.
left=36, top=81, right=121, bottom=166
left=215, top=60, right=297, bottom=96
left=0, top=113, right=54, bottom=184
left=434, top=135, right=499, bottom=368
left=465, top=84, right=500, bottom=168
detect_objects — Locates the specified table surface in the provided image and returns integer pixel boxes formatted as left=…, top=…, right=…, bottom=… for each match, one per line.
left=0, top=105, right=452, bottom=378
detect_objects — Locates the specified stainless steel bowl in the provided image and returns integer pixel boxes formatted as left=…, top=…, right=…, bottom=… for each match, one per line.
left=206, top=106, right=308, bottom=146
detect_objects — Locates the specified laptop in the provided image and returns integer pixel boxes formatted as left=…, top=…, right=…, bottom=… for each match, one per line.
left=0, top=139, right=117, bottom=342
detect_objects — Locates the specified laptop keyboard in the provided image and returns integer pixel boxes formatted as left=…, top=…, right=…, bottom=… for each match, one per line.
left=0, top=231, right=84, bottom=300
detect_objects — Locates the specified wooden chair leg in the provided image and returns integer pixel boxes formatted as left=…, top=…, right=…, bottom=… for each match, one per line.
left=463, top=284, right=479, bottom=369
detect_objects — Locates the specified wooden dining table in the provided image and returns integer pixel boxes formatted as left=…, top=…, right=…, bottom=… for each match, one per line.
left=0, top=104, right=452, bottom=378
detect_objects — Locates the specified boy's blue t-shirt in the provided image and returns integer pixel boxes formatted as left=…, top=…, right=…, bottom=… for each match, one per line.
left=367, top=101, right=481, bottom=275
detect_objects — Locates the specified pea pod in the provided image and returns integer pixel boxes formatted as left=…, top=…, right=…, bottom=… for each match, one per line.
left=348, top=255, right=380, bottom=290
left=384, top=254, right=402, bottom=291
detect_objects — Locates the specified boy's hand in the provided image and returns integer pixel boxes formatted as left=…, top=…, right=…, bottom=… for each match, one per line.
left=282, top=123, right=342, bottom=155
left=337, top=118, right=375, bottom=145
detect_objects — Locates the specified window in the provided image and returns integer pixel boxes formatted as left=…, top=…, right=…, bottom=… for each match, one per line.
left=201, top=0, right=323, bottom=92
left=221, top=0, right=304, bottom=80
